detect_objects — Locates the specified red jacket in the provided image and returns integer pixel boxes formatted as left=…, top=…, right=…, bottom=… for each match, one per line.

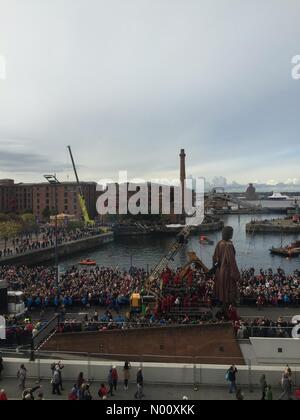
left=111, top=369, right=118, bottom=381
left=0, top=392, right=8, bottom=401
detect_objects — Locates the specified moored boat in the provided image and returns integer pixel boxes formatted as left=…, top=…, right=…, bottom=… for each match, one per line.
left=270, top=245, right=300, bottom=258
left=268, top=192, right=289, bottom=200
left=199, top=235, right=214, bottom=245
left=79, top=259, right=97, bottom=266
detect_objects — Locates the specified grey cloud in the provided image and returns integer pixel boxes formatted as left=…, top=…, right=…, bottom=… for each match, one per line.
left=0, top=149, right=70, bottom=173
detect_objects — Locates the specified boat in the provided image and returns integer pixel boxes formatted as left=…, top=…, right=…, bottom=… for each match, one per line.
left=79, top=259, right=97, bottom=266
left=268, top=192, right=289, bottom=200
left=270, top=241, right=300, bottom=258
left=199, top=235, right=214, bottom=246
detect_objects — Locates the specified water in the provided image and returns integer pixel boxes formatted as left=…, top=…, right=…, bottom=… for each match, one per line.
left=59, top=214, right=300, bottom=273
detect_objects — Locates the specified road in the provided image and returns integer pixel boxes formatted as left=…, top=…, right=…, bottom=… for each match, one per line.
left=0, top=378, right=283, bottom=401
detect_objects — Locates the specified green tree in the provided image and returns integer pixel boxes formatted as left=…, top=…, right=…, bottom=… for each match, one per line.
left=0, top=221, right=22, bottom=248
left=42, top=207, right=51, bottom=221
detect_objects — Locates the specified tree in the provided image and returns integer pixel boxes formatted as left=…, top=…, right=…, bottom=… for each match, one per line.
left=42, top=207, right=51, bottom=221
left=0, top=221, right=22, bottom=248
left=21, top=213, right=38, bottom=238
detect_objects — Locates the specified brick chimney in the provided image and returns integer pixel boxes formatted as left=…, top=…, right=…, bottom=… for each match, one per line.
left=180, top=149, right=186, bottom=218
left=180, top=149, right=186, bottom=185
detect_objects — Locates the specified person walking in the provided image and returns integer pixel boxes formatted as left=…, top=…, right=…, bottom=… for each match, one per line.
left=227, top=365, right=238, bottom=394
left=108, top=368, right=114, bottom=397
left=123, top=361, right=131, bottom=390
left=260, top=374, right=267, bottom=400
left=56, top=362, right=64, bottom=392
left=52, top=367, right=61, bottom=396
left=111, top=366, right=118, bottom=392
left=279, top=374, right=293, bottom=400
left=266, top=385, right=273, bottom=401
left=17, top=364, right=27, bottom=390
left=135, top=368, right=144, bottom=400
left=77, top=372, right=85, bottom=389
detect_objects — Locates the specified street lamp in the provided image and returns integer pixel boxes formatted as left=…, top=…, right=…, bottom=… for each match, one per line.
left=44, top=174, right=60, bottom=291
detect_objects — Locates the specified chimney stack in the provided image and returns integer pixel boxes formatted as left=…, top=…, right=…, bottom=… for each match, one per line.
left=180, top=149, right=186, bottom=185
left=180, top=149, right=186, bottom=219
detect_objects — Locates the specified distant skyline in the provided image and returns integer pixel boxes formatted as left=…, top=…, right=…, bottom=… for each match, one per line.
left=0, top=0, right=299, bottom=184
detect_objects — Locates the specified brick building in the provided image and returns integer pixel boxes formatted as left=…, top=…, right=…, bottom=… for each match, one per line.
left=0, top=179, right=97, bottom=221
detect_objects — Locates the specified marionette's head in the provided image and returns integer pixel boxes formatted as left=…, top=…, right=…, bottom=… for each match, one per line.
left=222, top=226, right=234, bottom=241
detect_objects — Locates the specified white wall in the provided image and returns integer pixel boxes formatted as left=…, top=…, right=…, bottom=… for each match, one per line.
left=250, top=338, right=300, bottom=365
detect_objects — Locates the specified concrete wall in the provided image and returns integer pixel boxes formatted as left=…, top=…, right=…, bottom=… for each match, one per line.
left=250, top=338, right=300, bottom=365
left=2, top=357, right=299, bottom=387
left=44, top=323, right=244, bottom=365
left=0, top=233, right=114, bottom=266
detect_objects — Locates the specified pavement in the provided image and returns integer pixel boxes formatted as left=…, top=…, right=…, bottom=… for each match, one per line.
left=0, top=378, right=284, bottom=400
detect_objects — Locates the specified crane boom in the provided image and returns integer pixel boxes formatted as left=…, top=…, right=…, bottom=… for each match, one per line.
left=67, top=146, right=83, bottom=195
left=67, top=145, right=94, bottom=225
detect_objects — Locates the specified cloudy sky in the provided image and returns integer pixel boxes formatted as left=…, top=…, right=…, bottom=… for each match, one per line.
left=0, top=0, right=299, bottom=185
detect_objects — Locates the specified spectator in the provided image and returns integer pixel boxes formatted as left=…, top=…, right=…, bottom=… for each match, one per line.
left=56, top=362, right=64, bottom=392
left=108, top=369, right=114, bottom=397
left=0, top=389, right=7, bottom=400
left=98, top=383, right=109, bottom=400
left=135, top=368, right=144, bottom=400
left=227, top=365, right=238, bottom=394
left=260, top=374, right=267, bottom=400
left=79, top=383, right=92, bottom=401
left=123, top=361, right=131, bottom=391
left=111, top=366, right=118, bottom=392
left=279, top=374, right=293, bottom=400
left=236, top=389, right=244, bottom=400
left=294, top=387, right=300, bottom=401
left=266, top=385, right=273, bottom=401
left=77, top=372, right=85, bottom=389
left=68, top=384, right=79, bottom=401
left=17, top=364, right=27, bottom=390
left=52, top=367, right=61, bottom=396
left=22, top=386, right=42, bottom=401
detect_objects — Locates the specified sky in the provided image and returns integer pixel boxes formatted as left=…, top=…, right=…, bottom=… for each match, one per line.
left=0, top=0, right=299, bottom=185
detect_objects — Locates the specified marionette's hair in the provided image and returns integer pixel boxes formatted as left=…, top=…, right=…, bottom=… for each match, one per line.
left=222, top=226, right=233, bottom=241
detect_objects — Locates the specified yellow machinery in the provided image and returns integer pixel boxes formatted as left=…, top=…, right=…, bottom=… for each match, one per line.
left=130, top=293, right=142, bottom=313
left=67, top=146, right=94, bottom=226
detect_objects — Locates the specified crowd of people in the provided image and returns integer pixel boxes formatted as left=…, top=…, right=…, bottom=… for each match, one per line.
left=1, top=264, right=300, bottom=312
left=0, top=227, right=100, bottom=259
left=1, top=315, right=47, bottom=347
left=225, top=365, right=300, bottom=401
left=239, top=267, right=300, bottom=306
left=0, top=360, right=145, bottom=401
left=234, top=316, right=296, bottom=339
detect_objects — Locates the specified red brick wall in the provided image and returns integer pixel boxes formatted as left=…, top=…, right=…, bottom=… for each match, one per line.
left=44, top=323, right=244, bottom=365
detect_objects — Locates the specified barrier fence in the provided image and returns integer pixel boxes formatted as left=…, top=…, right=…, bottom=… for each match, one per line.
left=1, top=349, right=299, bottom=391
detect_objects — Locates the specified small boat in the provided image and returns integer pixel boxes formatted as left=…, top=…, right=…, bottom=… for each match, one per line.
left=199, top=235, right=214, bottom=246
left=79, top=259, right=97, bottom=266
left=270, top=245, right=300, bottom=258
left=267, top=192, right=289, bottom=200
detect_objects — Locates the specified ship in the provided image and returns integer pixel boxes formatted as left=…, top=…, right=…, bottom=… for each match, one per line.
left=268, top=192, right=289, bottom=200
left=270, top=240, right=300, bottom=257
